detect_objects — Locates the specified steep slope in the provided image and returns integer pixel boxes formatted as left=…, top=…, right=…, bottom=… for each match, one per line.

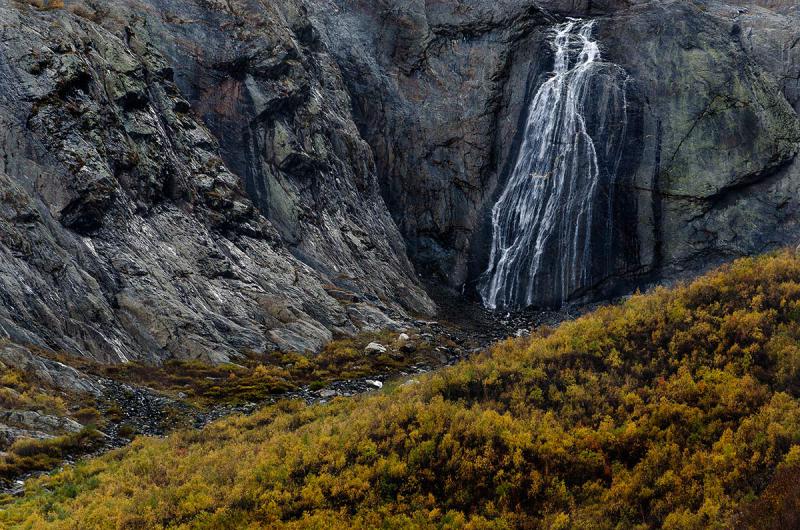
left=4, top=250, right=800, bottom=528
left=0, top=0, right=433, bottom=365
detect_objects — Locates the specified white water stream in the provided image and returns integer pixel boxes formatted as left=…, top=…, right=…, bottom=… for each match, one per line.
left=480, top=20, right=628, bottom=309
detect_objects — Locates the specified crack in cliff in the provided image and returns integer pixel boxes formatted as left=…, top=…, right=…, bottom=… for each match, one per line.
left=663, top=77, right=736, bottom=174
left=401, top=4, right=555, bottom=77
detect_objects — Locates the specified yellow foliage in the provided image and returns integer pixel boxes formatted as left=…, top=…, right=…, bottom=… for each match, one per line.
left=5, top=251, right=800, bottom=528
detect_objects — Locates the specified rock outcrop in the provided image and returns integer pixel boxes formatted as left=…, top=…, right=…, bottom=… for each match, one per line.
left=0, top=0, right=799, bottom=363
left=0, top=343, right=101, bottom=395
left=0, top=0, right=433, bottom=365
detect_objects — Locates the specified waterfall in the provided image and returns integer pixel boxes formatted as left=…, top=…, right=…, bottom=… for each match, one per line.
left=479, top=19, right=629, bottom=310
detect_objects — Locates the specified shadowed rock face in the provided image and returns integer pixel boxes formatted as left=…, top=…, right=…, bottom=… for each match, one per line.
left=0, top=0, right=798, bottom=366
left=308, top=0, right=559, bottom=289
left=309, top=0, right=800, bottom=303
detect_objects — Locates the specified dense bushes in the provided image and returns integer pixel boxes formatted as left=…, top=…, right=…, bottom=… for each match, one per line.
left=0, top=428, right=103, bottom=482
left=5, top=251, right=800, bottom=528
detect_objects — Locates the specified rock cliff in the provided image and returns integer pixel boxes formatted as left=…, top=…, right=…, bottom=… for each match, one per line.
left=0, top=0, right=798, bottom=361
left=309, top=0, right=800, bottom=304
left=0, top=0, right=433, bottom=364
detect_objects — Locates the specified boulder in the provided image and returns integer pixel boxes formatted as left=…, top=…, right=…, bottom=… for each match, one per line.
left=364, top=342, right=387, bottom=355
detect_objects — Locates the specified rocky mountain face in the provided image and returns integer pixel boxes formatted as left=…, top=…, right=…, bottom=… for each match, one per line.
left=0, top=0, right=798, bottom=363
left=311, top=0, right=800, bottom=304
left=0, top=0, right=433, bottom=366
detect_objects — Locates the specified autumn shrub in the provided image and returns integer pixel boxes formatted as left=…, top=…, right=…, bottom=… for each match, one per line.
left=25, top=0, right=63, bottom=9
left=115, top=424, right=136, bottom=439
left=0, top=365, right=67, bottom=415
left=0, top=428, right=103, bottom=481
left=73, top=407, right=101, bottom=426
left=4, top=251, right=800, bottom=528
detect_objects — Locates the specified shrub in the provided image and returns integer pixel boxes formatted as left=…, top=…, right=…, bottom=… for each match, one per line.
left=73, top=407, right=101, bottom=426
left=4, top=251, right=800, bottom=528
left=0, top=428, right=103, bottom=481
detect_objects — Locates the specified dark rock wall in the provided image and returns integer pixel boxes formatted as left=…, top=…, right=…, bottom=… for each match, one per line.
left=309, top=0, right=557, bottom=289
left=310, top=0, right=800, bottom=299
left=599, top=1, right=800, bottom=281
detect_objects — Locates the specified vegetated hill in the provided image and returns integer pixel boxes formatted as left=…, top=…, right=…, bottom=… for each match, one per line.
left=4, top=251, right=800, bottom=528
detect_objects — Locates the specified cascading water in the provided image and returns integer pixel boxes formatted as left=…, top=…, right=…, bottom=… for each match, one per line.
left=479, top=19, right=629, bottom=310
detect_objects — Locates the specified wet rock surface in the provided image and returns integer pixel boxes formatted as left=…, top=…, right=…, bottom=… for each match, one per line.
left=309, top=0, right=800, bottom=302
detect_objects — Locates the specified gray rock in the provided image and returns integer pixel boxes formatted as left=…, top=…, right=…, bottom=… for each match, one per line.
left=0, top=425, right=52, bottom=450
left=0, top=343, right=101, bottom=396
left=0, top=408, right=84, bottom=451
left=0, top=1, right=434, bottom=365
left=364, top=342, right=387, bottom=354
left=0, top=410, right=82, bottom=435
left=400, top=342, right=417, bottom=354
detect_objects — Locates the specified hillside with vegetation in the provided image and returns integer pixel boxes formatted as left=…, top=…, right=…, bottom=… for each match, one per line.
left=3, top=251, right=800, bottom=528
